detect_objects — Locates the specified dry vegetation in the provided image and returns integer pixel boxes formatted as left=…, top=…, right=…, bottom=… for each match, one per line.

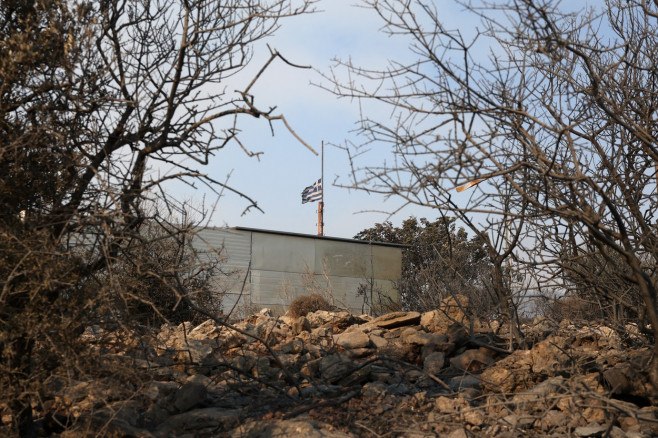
left=2, top=0, right=658, bottom=436
left=288, top=294, right=334, bottom=318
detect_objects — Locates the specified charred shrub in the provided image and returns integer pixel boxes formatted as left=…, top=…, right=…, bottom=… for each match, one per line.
left=288, top=293, right=333, bottom=318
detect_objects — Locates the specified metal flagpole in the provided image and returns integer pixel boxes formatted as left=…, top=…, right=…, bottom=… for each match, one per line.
left=318, top=141, right=324, bottom=236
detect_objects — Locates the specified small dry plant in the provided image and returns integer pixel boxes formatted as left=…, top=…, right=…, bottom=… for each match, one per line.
left=288, top=293, right=333, bottom=318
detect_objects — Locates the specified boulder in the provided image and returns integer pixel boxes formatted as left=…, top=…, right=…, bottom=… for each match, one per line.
left=318, top=354, right=356, bottom=383
left=279, top=338, right=305, bottom=354
left=420, top=295, right=470, bottom=333
left=449, top=349, right=496, bottom=372
left=156, top=407, right=239, bottom=436
left=405, top=332, right=448, bottom=346
left=447, top=375, right=482, bottom=392
left=481, top=349, right=533, bottom=393
left=529, top=336, right=571, bottom=376
left=333, top=330, right=371, bottom=349
left=188, top=319, right=222, bottom=340
left=368, top=312, right=421, bottom=329
left=176, top=339, right=218, bottom=367
left=173, top=379, right=208, bottom=412
left=574, top=424, right=608, bottom=437
left=423, top=351, right=445, bottom=374
left=369, top=334, right=389, bottom=349
left=306, top=310, right=363, bottom=330
left=293, top=316, right=311, bottom=335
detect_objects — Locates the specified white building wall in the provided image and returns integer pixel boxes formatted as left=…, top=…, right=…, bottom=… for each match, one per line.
left=192, top=227, right=402, bottom=316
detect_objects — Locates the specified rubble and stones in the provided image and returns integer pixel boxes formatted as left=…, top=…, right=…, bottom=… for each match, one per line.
left=11, top=295, right=658, bottom=437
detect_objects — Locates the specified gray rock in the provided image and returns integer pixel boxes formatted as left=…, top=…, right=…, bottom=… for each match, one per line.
left=174, top=380, right=207, bottom=412
left=178, top=340, right=218, bottom=367
left=369, top=334, right=389, bottom=349
left=435, top=396, right=470, bottom=413
left=361, top=381, right=387, bottom=398
left=306, top=310, right=360, bottom=329
left=333, top=330, right=371, bottom=349
left=368, top=311, right=421, bottom=329
left=229, top=419, right=353, bottom=438
left=502, top=414, right=535, bottom=429
left=447, top=375, right=482, bottom=391
left=293, top=316, right=311, bottom=334
left=575, top=424, right=609, bottom=437
left=608, top=426, right=628, bottom=438
left=423, top=351, right=445, bottom=374
left=280, top=338, right=305, bottom=354
left=156, top=407, right=239, bottom=436
left=420, top=295, right=469, bottom=333
left=406, top=332, right=448, bottom=346
left=145, top=381, right=179, bottom=402
left=385, top=382, right=410, bottom=396
left=318, top=354, right=355, bottom=383
left=188, top=319, right=221, bottom=340
left=513, top=376, right=565, bottom=405
left=446, top=429, right=468, bottom=438
left=449, top=348, right=495, bottom=371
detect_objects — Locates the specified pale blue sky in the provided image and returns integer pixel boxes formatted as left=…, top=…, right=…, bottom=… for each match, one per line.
left=168, top=0, right=475, bottom=238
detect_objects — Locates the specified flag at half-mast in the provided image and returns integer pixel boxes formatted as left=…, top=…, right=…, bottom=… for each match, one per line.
left=301, top=178, right=322, bottom=204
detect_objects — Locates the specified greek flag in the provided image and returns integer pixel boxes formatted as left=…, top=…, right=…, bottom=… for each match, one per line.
left=301, top=178, right=322, bottom=204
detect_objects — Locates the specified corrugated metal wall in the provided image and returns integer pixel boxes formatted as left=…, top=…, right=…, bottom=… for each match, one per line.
left=192, top=227, right=252, bottom=314
left=192, top=227, right=402, bottom=316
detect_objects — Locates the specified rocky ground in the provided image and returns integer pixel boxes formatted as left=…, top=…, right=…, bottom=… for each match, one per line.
left=12, top=295, right=658, bottom=437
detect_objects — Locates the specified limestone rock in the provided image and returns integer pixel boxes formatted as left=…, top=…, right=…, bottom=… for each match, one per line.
left=481, top=349, right=533, bottom=393
left=405, top=332, right=448, bottom=346
left=512, top=376, right=565, bottom=409
left=423, top=351, right=445, bottom=374
left=446, top=429, right=468, bottom=438
left=156, top=407, right=239, bottom=436
left=445, top=323, right=469, bottom=346
left=306, top=310, right=363, bottom=330
left=449, top=349, right=496, bottom=372
left=435, top=396, right=470, bottom=413
left=318, top=354, right=355, bottom=383
left=229, top=419, right=353, bottom=438
left=279, top=338, right=305, bottom=354
left=574, top=424, right=608, bottom=437
left=529, top=336, right=571, bottom=376
left=368, top=311, right=421, bottom=329
left=377, top=339, right=418, bottom=362
left=59, top=306, right=658, bottom=437
left=369, top=334, right=389, bottom=349
left=174, top=379, right=208, bottom=412
left=176, top=339, right=218, bottom=367
left=293, top=316, right=311, bottom=334
left=447, top=375, right=482, bottom=392
left=333, top=330, right=371, bottom=349
left=188, top=319, right=222, bottom=340
left=420, top=295, right=469, bottom=333
left=463, top=409, right=485, bottom=427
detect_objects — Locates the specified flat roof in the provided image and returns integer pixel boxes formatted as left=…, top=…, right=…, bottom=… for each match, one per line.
left=202, top=226, right=408, bottom=248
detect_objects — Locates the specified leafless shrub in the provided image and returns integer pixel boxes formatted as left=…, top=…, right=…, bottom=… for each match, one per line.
left=356, top=282, right=402, bottom=316
left=540, top=295, right=602, bottom=323
left=106, top=216, right=225, bottom=326
left=355, top=217, right=497, bottom=316
left=288, top=293, right=333, bottom=318
left=0, top=0, right=315, bottom=434
left=324, top=0, right=658, bottom=380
